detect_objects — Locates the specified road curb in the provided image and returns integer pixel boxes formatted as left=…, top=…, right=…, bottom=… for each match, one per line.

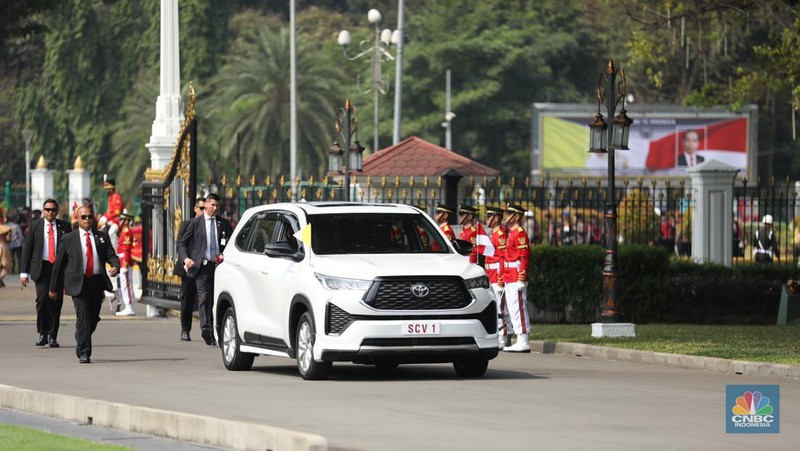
left=0, top=383, right=327, bottom=451
left=533, top=341, right=800, bottom=380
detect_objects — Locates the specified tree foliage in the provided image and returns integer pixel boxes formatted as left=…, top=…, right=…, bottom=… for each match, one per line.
left=3, top=0, right=800, bottom=212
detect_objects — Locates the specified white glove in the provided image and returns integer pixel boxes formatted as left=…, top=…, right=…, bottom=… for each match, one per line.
left=120, top=266, right=129, bottom=274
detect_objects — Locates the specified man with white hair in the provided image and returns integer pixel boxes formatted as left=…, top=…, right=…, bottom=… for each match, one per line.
left=754, top=214, right=779, bottom=263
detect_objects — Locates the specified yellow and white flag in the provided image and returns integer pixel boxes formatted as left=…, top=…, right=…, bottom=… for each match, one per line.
left=293, top=223, right=312, bottom=247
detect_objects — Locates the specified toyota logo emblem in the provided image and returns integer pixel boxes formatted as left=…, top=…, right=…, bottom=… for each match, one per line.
left=410, top=283, right=429, bottom=298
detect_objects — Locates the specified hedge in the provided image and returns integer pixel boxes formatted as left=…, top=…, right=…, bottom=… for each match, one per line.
left=527, top=245, right=794, bottom=324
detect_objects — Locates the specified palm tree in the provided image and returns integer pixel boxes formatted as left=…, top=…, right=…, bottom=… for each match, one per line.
left=207, top=18, right=344, bottom=180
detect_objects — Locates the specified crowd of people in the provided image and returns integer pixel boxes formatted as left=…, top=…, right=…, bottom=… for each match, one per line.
left=0, top=178, right=142, bottom=363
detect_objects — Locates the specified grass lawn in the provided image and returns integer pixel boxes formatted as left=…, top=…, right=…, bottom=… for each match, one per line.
left=531, top=323, right=800, bottom=366
left=0, top=424, right=131, bottom=451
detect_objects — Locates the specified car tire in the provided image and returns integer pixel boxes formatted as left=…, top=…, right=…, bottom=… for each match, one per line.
left=453, top=356, right=489, bottom=378
left=296, top=311, right=332, bottom=380
left=221, top=307, right=255, bottom=371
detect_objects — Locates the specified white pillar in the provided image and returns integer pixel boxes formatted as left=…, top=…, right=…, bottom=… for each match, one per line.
left=67, top=155, right=91, bottom=213
left=689, top=160, right=739, bottom=266
left=146, top=0, right=183, bottom=170
left=30, top=156, right=54, bottom=210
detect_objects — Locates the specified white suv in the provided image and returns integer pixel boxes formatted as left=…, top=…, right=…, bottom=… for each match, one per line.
left=213, top=202, right=498, bottom=379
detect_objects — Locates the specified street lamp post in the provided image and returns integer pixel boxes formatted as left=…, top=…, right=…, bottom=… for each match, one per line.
left=338, top=9, right=398, bottom=153
left=22, top=129, right=33, bottom=208
left=328, top=98, right=365, bottom=201
left=587, top=60, right=633, bottom=327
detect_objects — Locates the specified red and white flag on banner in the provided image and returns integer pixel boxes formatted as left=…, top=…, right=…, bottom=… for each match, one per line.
left=475, top=223, right=495, bottom=257
left=645, top=118, right=748, bottom=170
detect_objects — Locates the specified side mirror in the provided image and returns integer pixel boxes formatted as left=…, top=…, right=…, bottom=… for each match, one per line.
left=264, top=241, right=304, bottom=262
left=452, top=239, right=473, bottom=257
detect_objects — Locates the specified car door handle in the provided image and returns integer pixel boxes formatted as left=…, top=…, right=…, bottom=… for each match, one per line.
left=227, top=259, right=241, bottom=268
left=261, top=267, right=269, bottom=275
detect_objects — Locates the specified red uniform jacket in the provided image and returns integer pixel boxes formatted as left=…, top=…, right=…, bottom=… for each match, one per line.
left=485, top=225, right=506, bottom=284
left=503, top=224, right=530, bottom=283
left=458, top=224, right=478, bottom=263
left=105, top=192, right=124, bottom=224
left=116, top=226, right=133, bottom=268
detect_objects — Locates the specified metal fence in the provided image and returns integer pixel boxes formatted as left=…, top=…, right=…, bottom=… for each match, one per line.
left=207, top=174, right=798, bottom=265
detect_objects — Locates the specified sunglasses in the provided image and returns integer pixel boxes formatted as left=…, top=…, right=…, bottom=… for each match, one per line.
left=43, top=208, right=58, bottom=212
left=79, top=215, right=93, bottom=220
left=196, top=206, right=205, bottom=210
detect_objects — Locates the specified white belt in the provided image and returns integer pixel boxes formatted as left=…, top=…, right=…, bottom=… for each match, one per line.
left=486, top=263, right=501, bottom=270
left=754, top=249, right=773, bottom=256
left=504, top=261, right=520, bottom=269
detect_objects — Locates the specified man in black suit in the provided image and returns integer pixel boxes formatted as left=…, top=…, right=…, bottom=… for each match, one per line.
left=177, top=193, right=233, bottom=346
left=677, top=130, right=705, bottom=168
left=173, top=197, right=205, bottom=342
left=20, top=199, right=71, bottom=348
left=49, top=205, right=120, bottom=363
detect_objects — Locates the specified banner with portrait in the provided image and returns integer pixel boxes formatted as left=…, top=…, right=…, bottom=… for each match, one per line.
left=532, top=104, right=756, bottom=179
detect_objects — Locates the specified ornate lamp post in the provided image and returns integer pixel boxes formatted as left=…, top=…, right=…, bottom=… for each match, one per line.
left=587, top=60, right=634, bottom=333
left=328, top=98, right=365, bottom=201
left=337, top=8, right=398, bottom=152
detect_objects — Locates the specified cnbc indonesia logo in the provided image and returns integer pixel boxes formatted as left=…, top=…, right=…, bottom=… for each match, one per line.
left=727, top=385, right=780, bottom=434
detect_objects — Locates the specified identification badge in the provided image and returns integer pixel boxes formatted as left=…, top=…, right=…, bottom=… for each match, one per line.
left=220, top=238, right=227, bottom=246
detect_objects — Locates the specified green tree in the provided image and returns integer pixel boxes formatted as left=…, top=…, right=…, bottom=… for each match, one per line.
left=205, top=13, right=344, bottom=180
left=399, top=0, right=605, bottom=174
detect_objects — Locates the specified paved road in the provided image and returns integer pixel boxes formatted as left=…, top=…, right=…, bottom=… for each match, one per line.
left=0, top=280, right=798, bottom=450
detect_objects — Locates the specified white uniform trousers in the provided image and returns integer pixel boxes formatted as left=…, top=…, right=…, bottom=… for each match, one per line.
left=504, top=281, right=530, bottom=335
left=492, top=283, right=512, bottom=336
left=118, top=267, right=135, bottom=308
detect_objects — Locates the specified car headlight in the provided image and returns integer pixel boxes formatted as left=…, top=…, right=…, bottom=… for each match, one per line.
left=315, top=273, right=372, bottom=291
left=464, top=275, right=490, bottom=290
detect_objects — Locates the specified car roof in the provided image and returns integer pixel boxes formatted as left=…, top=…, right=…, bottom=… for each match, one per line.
left=243, top=202, right=422, bottom=217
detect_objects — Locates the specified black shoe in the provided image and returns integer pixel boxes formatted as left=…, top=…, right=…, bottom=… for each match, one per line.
left=181, top=330, right=191, bottom=341
left=79, top=355, right=91, bottom=364
left=35, top=334, right=48, bottom=346
left=48, top=338, right=60, bottom=348
left=201, top=329, right=214, bottom=346
left=208, top=338, right=217, bottom=347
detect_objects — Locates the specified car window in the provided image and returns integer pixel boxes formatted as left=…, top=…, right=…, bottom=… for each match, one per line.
left=250, top=216, right=279, bottom=253
left=309, top=213, right=449, bottom=255
left=275, top=213, right=302, bottom=252
left=235, top=216, right=256, bottom=251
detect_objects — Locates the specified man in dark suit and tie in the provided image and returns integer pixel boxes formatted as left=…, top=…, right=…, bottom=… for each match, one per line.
left=20, top=199, right=72, bottom=348
left=177, top=193, right=233, bottom=346
left=173, top=197, right=205, bottom=342
left=49, top=205, right=120, bottom=363
left=677, top=130, right=705, bottom=168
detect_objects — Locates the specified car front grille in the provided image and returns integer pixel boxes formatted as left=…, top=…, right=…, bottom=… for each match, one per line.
left=325, top=301, right=497, bottom=336
left=363, top=276, right=472, bottom=310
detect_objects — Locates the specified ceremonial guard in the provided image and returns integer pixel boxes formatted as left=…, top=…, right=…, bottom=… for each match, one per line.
left=115, top=212, right=136, bottom=316
left=457, top=205, right=479, bottom=264
left=101, top=177, right=125, bottom=248
left=434, top=203, right=456, bottom=242
left=484, top=206, right=508, bottom=348
left=502, top=203, right=531, bottom=353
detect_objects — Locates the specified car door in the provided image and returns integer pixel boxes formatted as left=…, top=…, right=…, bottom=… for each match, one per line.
left=233, top=212, right=282, bottom=343
left=239, top=211, right=303, bottom=351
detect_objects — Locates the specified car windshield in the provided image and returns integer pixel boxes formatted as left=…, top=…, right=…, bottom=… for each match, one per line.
left=309, top=213, right=450, bottom=255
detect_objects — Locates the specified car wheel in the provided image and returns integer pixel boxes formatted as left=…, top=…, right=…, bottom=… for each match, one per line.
left=453, top=356, right=489, bottom=378
left=221, top=307, right=255, bottom=371
left=296, top=311, right=332, bottom=380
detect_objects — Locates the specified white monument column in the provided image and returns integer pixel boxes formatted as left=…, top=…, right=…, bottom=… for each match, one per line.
left=67, top=155, right=90, bottom=213
left=29, top=156, right=54, bottom=210
left=146, top=0, right=183, bottom=170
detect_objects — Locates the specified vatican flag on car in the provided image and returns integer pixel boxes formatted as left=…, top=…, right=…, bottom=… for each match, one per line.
left=294, top=224, right=312, bottom=248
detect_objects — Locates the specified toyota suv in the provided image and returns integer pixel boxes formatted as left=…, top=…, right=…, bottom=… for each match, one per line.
left=213, top=202, right=498, bottom=379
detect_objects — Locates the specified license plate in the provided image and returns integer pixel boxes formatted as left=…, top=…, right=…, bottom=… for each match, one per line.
left=401, top=321, right=441, bottom=335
